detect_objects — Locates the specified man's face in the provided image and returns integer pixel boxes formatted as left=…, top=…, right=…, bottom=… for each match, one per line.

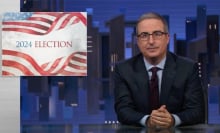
left=136, top=18, right=169, bottom=62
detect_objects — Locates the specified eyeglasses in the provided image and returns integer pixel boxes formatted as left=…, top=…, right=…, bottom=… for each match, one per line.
left=137, top=31, right=168, bottom=41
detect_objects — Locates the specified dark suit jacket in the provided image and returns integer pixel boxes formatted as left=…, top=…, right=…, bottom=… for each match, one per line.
left=114, top=52, right=205, bottom=126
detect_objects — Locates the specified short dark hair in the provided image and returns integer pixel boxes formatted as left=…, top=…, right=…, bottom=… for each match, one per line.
left=136, top=12, right=169, bottom=34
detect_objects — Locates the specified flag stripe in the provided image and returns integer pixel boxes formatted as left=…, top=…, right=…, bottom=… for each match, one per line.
left=2, top=71, right=15, bottom=76
left=28, top=17, right=54, bottom=24
left=2, top=12, right=87, bottom=35
left=3, top=50, right=46, bottom=75
left=3, top=27, right=48, bottom=35
left=41, top=57, right=63, bottom=73
left=3, top=60, right=35, bottom=75
left=58, top=69, right=87, bottom=76
left=2, top=22, right=50, bottom=31
left=68, top=63, right=87, bottom=70
left=2, top=50, right=87, bottom=76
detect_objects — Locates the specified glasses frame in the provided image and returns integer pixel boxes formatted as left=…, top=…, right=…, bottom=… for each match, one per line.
left=137, top=31, right=168, bottom=41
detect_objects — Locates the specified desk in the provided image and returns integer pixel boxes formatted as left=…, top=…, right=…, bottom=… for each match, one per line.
left=22, top=124, right=220, bottom=133
left=80, top=124, right=220, bottom=133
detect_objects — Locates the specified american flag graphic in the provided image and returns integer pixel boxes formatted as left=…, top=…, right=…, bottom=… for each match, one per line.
left=2, top=12, right=87, bottom=76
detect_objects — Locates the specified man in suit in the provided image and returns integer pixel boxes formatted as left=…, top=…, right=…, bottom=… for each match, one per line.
left=114, top=12, right=205, bottom=128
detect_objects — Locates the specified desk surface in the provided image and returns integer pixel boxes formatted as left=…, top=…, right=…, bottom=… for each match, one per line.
left=22, top=123, right=220, bottom=133
left=80, top=124, right=220, bottom=133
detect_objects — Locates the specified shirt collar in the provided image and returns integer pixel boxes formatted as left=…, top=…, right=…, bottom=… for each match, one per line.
left=143, top=55, right=166, bottom=71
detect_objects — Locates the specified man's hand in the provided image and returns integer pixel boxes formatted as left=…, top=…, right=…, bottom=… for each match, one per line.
left=147, top=105, right=174, bottom=128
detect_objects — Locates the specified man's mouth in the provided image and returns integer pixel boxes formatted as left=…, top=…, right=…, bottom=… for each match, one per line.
left=147, top=47, right=158, bottom=50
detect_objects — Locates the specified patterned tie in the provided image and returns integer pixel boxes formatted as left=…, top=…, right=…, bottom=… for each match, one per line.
left=149, top=67, right=159, bottom=110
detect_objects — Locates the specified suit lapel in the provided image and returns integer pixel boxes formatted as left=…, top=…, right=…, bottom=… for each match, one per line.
left=133, top=54, right=150, bottom=105
left=135, top=72, right=149, bottom=98
left=160, top=53, right=176, bottom=104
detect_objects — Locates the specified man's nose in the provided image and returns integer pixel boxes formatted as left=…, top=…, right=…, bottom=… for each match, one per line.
left=148, top=35, right=154, bottom=43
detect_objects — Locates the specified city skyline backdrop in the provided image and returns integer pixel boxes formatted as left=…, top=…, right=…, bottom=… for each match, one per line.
left=20, top=0, right=220, bottom=132
left=21, top=0, right=220, bottom=52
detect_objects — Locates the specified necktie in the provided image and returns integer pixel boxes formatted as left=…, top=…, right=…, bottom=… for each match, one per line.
left=149, top=67, right=159, bottom=110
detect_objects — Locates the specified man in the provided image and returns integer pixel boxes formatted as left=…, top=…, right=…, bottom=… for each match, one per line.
left=114, top=12, right=205, bottom=128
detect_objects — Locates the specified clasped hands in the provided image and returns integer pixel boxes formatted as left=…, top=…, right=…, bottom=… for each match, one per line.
left=146, top=105, right=174, bottom=129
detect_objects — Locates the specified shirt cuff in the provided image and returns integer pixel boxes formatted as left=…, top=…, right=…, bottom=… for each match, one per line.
left=172, top=114, right=182, bottom=126
left=140, top=115, right=150, bottom=127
